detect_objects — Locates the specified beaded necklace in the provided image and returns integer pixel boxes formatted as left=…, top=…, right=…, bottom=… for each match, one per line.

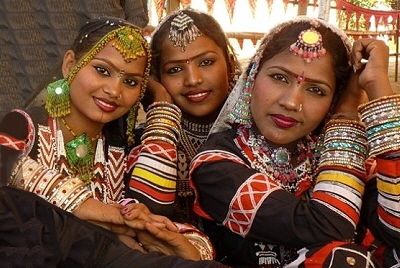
left=177, top=117, right=213, bottom=197
left=245, top=127, right=317, bottom=194
left=60, top=117, right=101, bottom=184
left=179, top=117, right=213, bottom=159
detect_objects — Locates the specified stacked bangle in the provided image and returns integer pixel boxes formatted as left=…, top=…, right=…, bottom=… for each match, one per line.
left=359, top=94, right=400, bottom=157
left=141, top=101, right=181, bottom=146
left=9, top=156, right=93, bottom=213
left=319, top=119, right=367, bottom=173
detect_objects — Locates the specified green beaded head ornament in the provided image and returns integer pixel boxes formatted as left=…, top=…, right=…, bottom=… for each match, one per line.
left=66, top=25, right=151, bottom=101
left=46, top=24, right=151, bottom=119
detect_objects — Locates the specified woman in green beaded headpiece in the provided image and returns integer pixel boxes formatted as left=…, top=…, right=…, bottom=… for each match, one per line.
left=0, top=16, right=212, bottom=262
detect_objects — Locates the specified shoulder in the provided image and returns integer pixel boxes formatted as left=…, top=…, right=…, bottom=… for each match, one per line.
left=200, top=128, right=238, bottom=152
left=0, top=107, right=47, bottom=154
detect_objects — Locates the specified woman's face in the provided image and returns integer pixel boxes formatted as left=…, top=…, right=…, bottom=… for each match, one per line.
left=67, top=40, right=147, bottom=125
left=250, top=49, right=336, bottom=148
left=159, top=35, right=229, bottom=120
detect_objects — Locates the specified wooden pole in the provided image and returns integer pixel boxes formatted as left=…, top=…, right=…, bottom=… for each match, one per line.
left=297, top=0, right=309, bottom=15
left=318, top=0, right=330, bottom=21
left=395, top=12, right=399, bottom=82
left=166, top=0, right=180, bottom=14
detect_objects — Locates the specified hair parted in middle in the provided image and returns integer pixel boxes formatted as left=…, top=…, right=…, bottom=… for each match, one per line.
left=150, top=8, right=241, bottom=91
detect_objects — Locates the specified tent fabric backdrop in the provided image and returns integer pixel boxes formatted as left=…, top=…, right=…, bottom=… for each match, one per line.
left=0, top=0, right=148, bottom=121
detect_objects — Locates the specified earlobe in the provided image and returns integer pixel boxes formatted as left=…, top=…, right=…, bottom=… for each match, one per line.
left=62, top=50, right=77, bottom=78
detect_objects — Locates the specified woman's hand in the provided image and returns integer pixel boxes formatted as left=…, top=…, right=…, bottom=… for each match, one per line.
left=141, top=76, right=173, bottom=110
left=136, top=222, right=201, bottom=260
left=352, top=38, right=393, bottom=100
left=333, top=72, right=367, bottom=119
left=121, top=202, right=178, bottom=231
left=120, top=203, right=200, bottom=260
left=73, top=198, right=135, bottom=236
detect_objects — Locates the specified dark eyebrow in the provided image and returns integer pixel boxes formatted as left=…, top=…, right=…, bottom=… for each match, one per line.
left=269, top=65, right=333, bottom=92
left=93, top=57, right=143, bottom=77
left=162, top=51, right=216, bottom=67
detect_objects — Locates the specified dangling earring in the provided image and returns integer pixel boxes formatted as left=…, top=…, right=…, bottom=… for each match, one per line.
left=45, top=79, right=71, bottom=118
left=230, top=62, right=257, bottom=126
left=231, top=89, right=252, bottom=126
left=126, top=102, right=139, bottom=147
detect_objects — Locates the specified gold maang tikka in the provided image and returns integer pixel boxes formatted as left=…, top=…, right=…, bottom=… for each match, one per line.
left=289, top=20, right=326, bottom=63
left=169, top=11, right=202, bottom=51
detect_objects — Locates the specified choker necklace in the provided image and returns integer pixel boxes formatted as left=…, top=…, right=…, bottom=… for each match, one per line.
left=179, top=117, right=213, bottom=159
left=60, top=118, right=101, bottom=184
left=246, top=127, right=315, bottom=193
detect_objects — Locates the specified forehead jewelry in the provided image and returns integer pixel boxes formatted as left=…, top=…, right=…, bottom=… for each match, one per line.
left=118, top=69, right=125, bottom=79
left=289, top=20, right=326, bottom=63
left=169, top=11, right=202, bottom=52
left=296, top=71, right=305, bottom=86
left=67, top=26, right=147, bottom=84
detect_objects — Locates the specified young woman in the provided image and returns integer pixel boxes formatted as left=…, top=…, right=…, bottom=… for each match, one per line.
left=0, top=16, right=220, bottom=264
left=125, top=8, right=241, bottom=224
left=189, top=17, right=387, bottom=267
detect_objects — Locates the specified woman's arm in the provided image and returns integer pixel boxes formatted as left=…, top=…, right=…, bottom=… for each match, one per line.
left=125, top=101, right=181, bottom=217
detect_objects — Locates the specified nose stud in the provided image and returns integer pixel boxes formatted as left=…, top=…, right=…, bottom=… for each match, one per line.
left=298, top=104, right=303, bottom=112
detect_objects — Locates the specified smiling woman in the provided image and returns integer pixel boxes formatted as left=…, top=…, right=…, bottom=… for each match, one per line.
left=0, top=16, right=224, bottom=266
left=124, top=8, right=242, bottom=226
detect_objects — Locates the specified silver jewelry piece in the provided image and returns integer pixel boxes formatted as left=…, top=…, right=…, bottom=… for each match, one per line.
left=298, top=104, right=302, bottom=112
left=169, top=11, right=202, bottom=51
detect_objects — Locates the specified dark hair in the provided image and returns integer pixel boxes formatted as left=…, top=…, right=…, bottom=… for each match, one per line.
left=259, top=21, right=351, bottom=111
left=150, top=9, right=239, bottom=83
left=70, top=16, right=139, bottom=61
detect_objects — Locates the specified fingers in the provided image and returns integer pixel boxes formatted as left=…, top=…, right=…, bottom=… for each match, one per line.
left=118, top=234, right=146, bottom=253
left=351, top=38, right=389, bottom=72
left=143, top=222, right=181, bottom=245
left=147, top=77, right=173, bottom=103
left=149, top=214, right=178, bottom=232
left=73, top=198, right=125, bottom=225
left=120, top=203, right=178, bottom=231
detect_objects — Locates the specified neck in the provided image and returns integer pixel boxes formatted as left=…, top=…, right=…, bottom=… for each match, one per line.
left=252, top=126, right=300, bottom=153
left=60, top=113, right=103, bottom=143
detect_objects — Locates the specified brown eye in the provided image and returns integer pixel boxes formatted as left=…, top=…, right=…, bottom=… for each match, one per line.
left=271, top=73, right=288, bottom=83
left=124, top=78, right=139, bottom=87
left=307, top=86, right=326, bottom=96
left=199, top=59, right=215, bottom=67
left=94, top=66, right=110, bottom=76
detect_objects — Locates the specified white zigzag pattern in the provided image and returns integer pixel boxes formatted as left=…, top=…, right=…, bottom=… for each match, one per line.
left=107, top=148, right=126, bottom=201
left=223, top=173, right=280, bottom=237
left=37, top=126, right=57, bottom=170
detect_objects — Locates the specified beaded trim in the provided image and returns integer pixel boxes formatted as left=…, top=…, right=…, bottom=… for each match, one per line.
left=181, top=117, right=213, bottom=134
left=168, top=11, right=202, bottom=51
